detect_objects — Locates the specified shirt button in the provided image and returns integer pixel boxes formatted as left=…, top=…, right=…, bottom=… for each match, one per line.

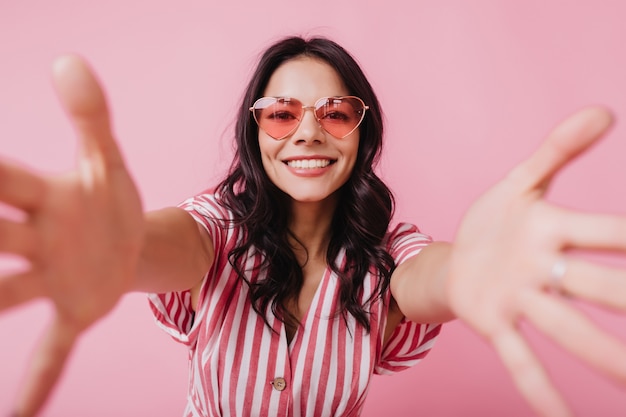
left=271, top=377, right=287, bottom=391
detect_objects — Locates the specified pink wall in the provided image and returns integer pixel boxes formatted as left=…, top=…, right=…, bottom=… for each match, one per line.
left=1, top=1, right=625, bottom=415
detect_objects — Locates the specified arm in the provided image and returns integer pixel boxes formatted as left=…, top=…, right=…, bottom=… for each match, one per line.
left=135, top=207, right=214, bottom=295
left=390, top=241, right=455, bottom=324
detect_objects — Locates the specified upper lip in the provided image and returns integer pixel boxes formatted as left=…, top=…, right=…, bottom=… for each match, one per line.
left=282, top=155, right=336, bottom=162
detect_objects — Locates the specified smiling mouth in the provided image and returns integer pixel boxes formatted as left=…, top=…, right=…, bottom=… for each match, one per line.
left=285, top=159, right=335, bottom=169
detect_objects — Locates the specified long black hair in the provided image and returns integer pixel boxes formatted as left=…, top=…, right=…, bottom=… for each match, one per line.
left=215, top=36, right=395, bottom=332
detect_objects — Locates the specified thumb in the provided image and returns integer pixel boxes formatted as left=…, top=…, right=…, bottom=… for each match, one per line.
left=13, top=316, right=79, bottom=417
left=51, top=55, right=124, bottom=170
left=507, top=106, right=614, bottom=194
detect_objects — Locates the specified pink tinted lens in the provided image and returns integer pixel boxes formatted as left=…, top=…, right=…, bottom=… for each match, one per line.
left=253, top=97, right=303, bottom=139
left=315, top=97, right=365, bottom=138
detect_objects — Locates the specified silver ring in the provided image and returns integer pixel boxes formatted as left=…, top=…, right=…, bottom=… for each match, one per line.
left=550, top=258, right=568, bottom=291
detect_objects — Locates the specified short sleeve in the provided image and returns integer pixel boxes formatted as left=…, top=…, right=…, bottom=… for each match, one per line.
left=147, top=192, right=231, bottom=347
left=374, top=222, right=443, bottom=375
left=148, top=288, right=196, bottom=345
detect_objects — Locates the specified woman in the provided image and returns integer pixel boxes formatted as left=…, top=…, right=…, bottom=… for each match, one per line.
left=1, top=36, right=625, bottom=417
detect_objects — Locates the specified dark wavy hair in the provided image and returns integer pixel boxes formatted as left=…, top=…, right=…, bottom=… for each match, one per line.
left=215, top=36, right=395, bottom=333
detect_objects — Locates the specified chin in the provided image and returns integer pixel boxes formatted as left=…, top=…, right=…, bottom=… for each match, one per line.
left=287, top=189, right=341, bottom=206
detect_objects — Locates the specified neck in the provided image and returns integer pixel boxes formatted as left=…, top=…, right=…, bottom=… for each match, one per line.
left=288, top=197, right=337, bottom=263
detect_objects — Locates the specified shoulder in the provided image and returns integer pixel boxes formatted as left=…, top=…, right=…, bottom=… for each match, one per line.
left=179, top=190, right=233, bottom=220
left=178, top=190, right=244, bottom=251
left=384, top=222, right=432, bottom=250
left=383, top=222, right=433, bottom=266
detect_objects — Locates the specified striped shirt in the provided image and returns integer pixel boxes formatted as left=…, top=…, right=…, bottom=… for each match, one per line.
left=148, top=193, right=441, bottom=417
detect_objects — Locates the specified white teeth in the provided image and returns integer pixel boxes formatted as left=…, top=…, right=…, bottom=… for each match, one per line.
left=287, top=159, right=331, bottom=169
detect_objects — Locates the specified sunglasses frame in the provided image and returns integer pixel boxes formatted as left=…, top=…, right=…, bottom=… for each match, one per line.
left=249, top=96, right=369, bottom=140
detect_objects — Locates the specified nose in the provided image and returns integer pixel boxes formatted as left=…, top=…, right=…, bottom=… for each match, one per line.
left=291, top=106, right=325, bottom=144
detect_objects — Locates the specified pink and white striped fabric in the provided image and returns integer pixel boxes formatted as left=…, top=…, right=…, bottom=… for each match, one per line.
left=148, top=193, right=441, bottom=417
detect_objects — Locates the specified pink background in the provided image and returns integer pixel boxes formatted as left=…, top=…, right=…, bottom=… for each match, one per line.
left=1, top=1, right=626, bottom=415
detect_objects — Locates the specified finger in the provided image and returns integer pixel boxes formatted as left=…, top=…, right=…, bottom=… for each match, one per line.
left=13, top=316, right=79, bottom=417
left=559, top=258, right=626, bottom=311
left=0, top=159, right=46, bottom=212
left=51, top=55, right=124, bottom=170
left=507, top=107, right=613, bottom=193
left=0, top=218, right=38, bottom=257
left=520, top=290, right=626, bottom=386
left=0, top=271, right=44, bottom=311
left=490, top=327, right=572, bottom=417
left=548, top=206, right=626, bottom=251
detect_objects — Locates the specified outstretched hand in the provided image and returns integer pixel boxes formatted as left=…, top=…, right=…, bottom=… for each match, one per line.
left=446, top=107, right=626, bottom=417
left=0, top=57, right=144, bottom=416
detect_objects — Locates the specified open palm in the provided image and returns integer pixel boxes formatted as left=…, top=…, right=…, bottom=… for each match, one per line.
left=0, top=56, right=144, bottom=416
left=447, top=107, right=626, bottom=417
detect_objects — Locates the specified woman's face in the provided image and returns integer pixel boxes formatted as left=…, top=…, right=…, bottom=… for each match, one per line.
left=258, top=56, right=359, bottom=207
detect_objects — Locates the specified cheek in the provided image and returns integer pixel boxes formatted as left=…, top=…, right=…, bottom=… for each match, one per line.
left=343, top=137, right=360, bottom=166
left=258, top=138, right=280, bottom=176
left=261, top=155, right=276, bottom=179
